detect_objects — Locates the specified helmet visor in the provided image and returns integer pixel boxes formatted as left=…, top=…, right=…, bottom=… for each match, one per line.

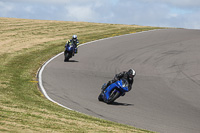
left=129, top=74, right=134, bottom=78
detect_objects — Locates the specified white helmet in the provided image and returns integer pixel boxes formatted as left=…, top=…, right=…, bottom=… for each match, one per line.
left=72, top=35, right=77, bottom=39
left=128, top=69, right=136, bottom=78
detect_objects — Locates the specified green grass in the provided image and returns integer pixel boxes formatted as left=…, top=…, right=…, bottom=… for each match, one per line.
left=0, top=17, right=162, bottom=132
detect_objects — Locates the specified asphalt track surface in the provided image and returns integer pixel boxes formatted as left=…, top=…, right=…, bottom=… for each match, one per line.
left=40, top=29, right=200, bottom=133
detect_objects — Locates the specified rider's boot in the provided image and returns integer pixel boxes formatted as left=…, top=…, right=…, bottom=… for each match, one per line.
left=101, top=81, right=112, bottom=92
left=75, top=48, right=78, bottom=54
left=101, top=83, right=107, bottom=92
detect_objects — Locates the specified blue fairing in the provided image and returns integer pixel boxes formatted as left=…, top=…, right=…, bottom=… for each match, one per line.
left=103, top=79, right=129, bottom=101
left=65, top=44, right=74, bottom=52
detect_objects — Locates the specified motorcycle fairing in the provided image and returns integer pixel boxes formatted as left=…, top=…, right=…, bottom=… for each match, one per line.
left=103, top=83, right=120, bottom=101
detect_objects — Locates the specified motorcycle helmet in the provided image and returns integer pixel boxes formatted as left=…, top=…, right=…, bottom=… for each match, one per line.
left=128, top=69, right=136, bottom=79
left=72, top=35, right=77, bottom=42
left=72, top=35, right=77, bottom=39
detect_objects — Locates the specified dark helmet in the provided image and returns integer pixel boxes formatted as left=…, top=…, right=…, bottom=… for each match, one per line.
left=128, top=69, right=136, bottom=79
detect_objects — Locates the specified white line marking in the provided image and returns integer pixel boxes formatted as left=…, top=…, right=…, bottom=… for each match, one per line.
left=37, top=52, right=73, bottom=110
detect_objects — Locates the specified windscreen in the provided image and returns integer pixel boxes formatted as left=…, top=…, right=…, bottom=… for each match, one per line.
left=121, top=78, right=128, bottom=88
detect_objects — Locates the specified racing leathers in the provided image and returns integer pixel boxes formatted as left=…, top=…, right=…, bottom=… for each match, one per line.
left=65, top=38, right=79, bottom=54
left=101, top=71, right=134, bottom=93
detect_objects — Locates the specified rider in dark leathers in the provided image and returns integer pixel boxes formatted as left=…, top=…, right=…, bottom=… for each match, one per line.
left=101, top=69, right=136, bottom=94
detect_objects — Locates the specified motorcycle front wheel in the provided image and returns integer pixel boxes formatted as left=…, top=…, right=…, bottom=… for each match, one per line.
left=64, top=52, right=70, bottom=62
left=107, top=89, right=120, bottom=104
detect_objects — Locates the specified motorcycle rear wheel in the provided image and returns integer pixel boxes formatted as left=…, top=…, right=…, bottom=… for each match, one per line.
left=98, top=93, right=103, bottom=101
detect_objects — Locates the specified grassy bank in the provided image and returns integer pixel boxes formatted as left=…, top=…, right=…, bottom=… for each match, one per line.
left=0, top=17, right=161, bottom=132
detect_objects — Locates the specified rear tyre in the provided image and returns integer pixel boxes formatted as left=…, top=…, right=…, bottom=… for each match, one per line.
left=98, top=93, right=104, bottom=101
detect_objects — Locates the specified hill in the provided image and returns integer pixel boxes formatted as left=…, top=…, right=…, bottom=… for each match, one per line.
left=0, top=17, right=161, bottom=132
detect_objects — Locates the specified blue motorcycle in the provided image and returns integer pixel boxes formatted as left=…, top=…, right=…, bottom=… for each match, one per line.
left=98, top=78, right=129, bottom=104
left=64, top=43, right=77, bottom=62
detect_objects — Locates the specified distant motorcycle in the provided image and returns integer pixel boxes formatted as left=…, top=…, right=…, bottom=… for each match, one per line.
left=98, top=78, right=129, bottom=104
left=64, top=43, right=76, bottom=62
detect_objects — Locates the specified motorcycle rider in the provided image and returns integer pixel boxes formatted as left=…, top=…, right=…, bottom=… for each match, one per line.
left=65, top=35, right=79, bottom=54
left=101, top=69, right=136, bottom=94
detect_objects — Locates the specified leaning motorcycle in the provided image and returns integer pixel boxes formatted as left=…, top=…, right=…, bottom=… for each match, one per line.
left=98, top=78, right=129, bottom=104
left=64, top=43, right=76, bottom=62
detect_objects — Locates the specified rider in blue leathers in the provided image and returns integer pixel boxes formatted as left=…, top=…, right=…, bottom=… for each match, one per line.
left=65, top=35, right=79, bottom=55
left=101, top=69, right=136, bottom=94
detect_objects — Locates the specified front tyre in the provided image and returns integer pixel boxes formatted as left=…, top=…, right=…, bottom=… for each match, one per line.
left=107, top=89, right=120, bottom=104
left=64, top=52, right=70, bottom=62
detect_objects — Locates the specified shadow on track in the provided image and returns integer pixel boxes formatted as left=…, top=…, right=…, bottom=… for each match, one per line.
left=64, top=60, right=79, bottom=63
left=109, top=102, right=134, bottom=106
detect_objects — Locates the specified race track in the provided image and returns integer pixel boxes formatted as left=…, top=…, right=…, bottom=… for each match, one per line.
left=40, top=29, right=200, bottom=133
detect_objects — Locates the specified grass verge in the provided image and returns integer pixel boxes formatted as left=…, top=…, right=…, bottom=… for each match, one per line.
left=0, top=17, right=162, bottom=132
